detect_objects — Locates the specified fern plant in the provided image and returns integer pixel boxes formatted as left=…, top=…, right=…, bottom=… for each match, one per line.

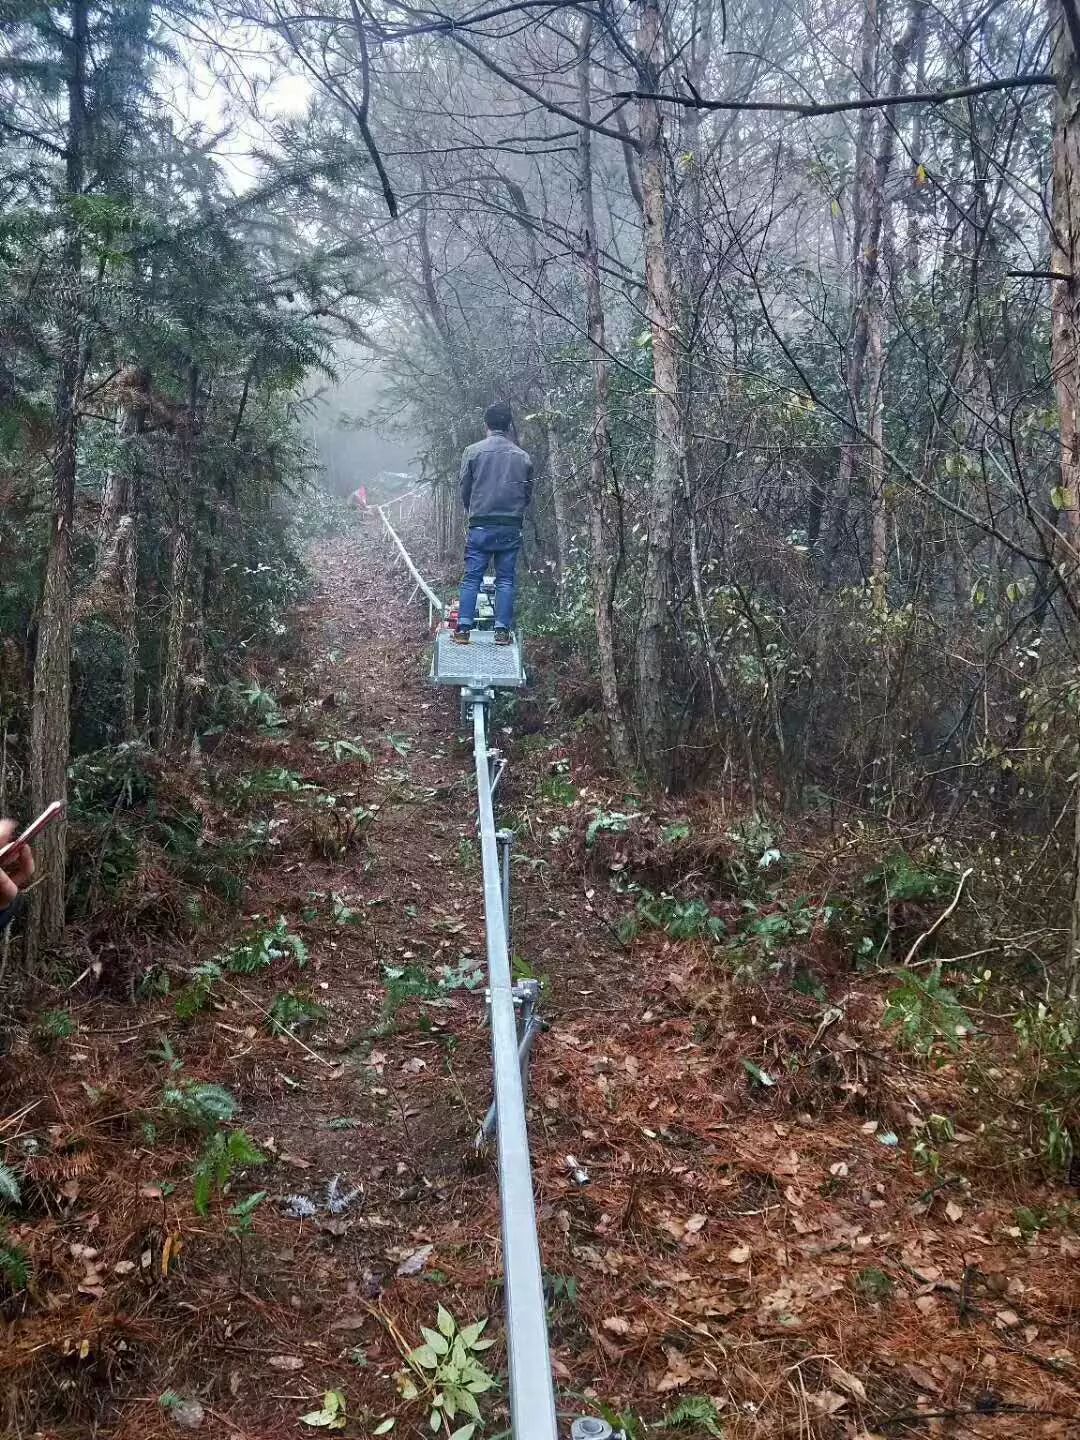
left=162, top=1081, right=238, bottom=1132
left=192, top=1130, right=265, bottom=1216
left=0, top=1163, right=20, bottom=1207
left=227, top=1189, right=267, bottom=1236
left=314, top=736, right=372, bottom=764
left=0, top=1235, right=30, bottom=1292
left=657, top=1396, right=724, bottom=1436
left=33, top=1008, right=76, bottom=1047
left=0, top=1165, right=28, bottom=1294
left=175, top=960, right=223, bottom=1020
left=149, top=1035, right=183, bottom=1072
left=220, top=917, right=308, bottom=974
left=267, top=991, right=326, bottom=1037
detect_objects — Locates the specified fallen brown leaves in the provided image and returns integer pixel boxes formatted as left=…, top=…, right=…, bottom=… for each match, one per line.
left=1, top=529, right=1077, bottom=1440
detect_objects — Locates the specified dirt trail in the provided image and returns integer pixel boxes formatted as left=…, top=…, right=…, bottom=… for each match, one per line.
left=1, top=523, right=632, bottom=1439
left=2, top=523, right=1078, bottom=1440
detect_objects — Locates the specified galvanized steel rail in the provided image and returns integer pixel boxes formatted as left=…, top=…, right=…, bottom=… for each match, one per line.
left=374, top=498, right=560, bottom=1440
left=472, top=699, right=559, bottom=1440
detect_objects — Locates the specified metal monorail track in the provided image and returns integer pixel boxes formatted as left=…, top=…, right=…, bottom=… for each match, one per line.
left=376, top=504, right=559, bottom=1440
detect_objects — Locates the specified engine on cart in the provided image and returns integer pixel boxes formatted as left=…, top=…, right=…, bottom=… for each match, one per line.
left=475, top=577, right=497, bottom=628
left=445, top=575, right=496, bottom=633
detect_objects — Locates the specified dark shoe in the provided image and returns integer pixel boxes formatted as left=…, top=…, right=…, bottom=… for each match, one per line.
left=493, top=627, right=513, bottom=646
left=452, top=627, right=471, bottom=645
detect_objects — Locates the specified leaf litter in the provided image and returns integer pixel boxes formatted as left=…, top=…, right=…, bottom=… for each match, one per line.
left=0, top=530, right=1076, bottom=1438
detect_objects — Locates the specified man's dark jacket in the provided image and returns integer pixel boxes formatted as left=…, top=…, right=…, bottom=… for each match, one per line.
left=459, top=431, right=533, bottom=526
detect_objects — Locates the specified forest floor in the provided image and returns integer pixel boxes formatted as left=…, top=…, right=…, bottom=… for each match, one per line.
left=1, top=519, right=1079, bottom=1440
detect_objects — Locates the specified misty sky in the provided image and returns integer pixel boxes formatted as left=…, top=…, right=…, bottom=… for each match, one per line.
left=171, top=27, right=421, bottom=492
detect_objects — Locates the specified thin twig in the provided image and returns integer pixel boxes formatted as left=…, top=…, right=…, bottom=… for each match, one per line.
left=900, top=867, right=974, bottom=969
left=215, top=976, right=337, bottom=1069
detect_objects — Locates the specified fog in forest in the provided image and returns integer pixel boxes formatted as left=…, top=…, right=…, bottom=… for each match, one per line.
left=307, top=348, right=419, bottom=497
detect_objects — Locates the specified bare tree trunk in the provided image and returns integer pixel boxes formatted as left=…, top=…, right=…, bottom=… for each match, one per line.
left=419, top=174, right=471, bottom=564
left=634, top=0, right=685, bottom=785
left=825, top=0, right=882, bottom=584
left=1051, top=0, right=1080, bottom=996
left=159, top=366, right=198, bottom=750
left=503, top=178, right=572, bottom=596
left=26, top=0, right=88, bottom=961
left=83, top=374, right=145, bottom=739
left=867, top=294, right=888, bottom=606
left=119, top=519, right=138, bottom=738
left=679, top=0, right=721, bottom=715
left=1052, top=1, right=1080, bottom=564
left=447, top=415, right=466, bottom=556
left=159, top=504, right=189, bottom=750
left=547, top=414, right=572, bottom=602
left=868, top=0, right=928, bottom=604
left=906, top=20, right=927, bottom=275
left=578, top=15, right=631, bottom=770
left=789, top=0, right=882, bottom=804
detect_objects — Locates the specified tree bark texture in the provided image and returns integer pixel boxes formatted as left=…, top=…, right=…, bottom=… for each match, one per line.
left=634, top=0, right=685, bottom=785
left=27, top=0, right=88, bottom=960
left=159, top=366, right=199, bottom=750
left=1051, top=0, right=1080, bottom=996
left=578, top=15, right=632, bottom=771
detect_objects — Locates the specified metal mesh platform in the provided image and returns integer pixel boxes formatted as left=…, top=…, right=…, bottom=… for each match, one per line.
left=431, top=626, right=526, bottom=689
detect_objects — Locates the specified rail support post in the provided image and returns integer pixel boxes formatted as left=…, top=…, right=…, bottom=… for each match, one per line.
left=478, top=979, right=544, bottom=1145
left=496, top=827, right=513, bottom=944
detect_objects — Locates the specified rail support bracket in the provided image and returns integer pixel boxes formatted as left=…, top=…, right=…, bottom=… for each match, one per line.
left=572, top=1420, right=624, bottom=1440
left=460, top=685, right=493, bottom=729
left=478, top=979, right=545, bottom=1145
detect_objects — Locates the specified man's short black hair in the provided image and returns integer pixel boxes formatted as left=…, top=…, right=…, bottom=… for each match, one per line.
left=484, top=401, right=513, bottom=433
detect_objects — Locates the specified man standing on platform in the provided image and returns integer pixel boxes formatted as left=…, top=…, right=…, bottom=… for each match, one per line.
left=453, top=403, right=533, bottom=646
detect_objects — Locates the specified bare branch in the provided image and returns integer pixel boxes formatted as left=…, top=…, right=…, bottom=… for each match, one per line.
left=346, top=0, right=399, bottom=216
left=615, top=71, right=1055, bottom=116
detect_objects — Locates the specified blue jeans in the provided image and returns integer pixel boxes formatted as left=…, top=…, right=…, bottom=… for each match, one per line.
left=458, top=524, right=522, bottom=630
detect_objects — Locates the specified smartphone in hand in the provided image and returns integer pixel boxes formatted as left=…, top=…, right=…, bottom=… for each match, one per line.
left=0, top=801, right=65, bottom=869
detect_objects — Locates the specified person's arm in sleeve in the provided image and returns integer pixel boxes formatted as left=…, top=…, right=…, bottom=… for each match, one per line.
left=459, top=450, right=473, bottom=513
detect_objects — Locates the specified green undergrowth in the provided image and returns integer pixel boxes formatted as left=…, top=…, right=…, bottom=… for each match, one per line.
left=143, top=1050, right=267, bottom=1217
left=173, top=917, right=309, bottom=1018
left=62, top=657, right=385, bottom=941
left=582, top=793, right=1078, bottom=1183
left=370, top=958, right=485, bottom=1039
left=67, top=741, right=274, bottom=919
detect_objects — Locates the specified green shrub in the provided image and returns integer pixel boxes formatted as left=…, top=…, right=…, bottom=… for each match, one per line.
left=883, top=968, right=970, bottom=1054
left=1015, top=1002, right=1079, bottom=1173
left=636, top=893, right=726, bottom=941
